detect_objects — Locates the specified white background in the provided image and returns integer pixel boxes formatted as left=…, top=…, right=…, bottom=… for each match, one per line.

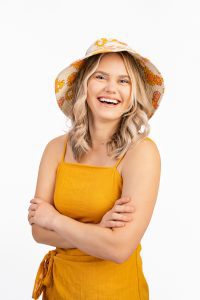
left=0, top=0, right=200, bottom=299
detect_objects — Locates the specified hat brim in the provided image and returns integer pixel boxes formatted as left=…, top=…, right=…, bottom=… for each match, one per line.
left=55, top=47, right=164, bottom=119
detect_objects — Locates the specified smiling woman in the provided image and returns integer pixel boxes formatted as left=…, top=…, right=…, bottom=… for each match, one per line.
left=29, top=37, right=165, bottom=300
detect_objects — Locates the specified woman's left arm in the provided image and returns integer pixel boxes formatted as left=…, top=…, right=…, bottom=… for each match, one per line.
left=111, top=138, right=161, bottom=262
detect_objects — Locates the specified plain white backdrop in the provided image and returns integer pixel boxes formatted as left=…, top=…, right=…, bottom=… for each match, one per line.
left=0, top=0, right=200, bottom=299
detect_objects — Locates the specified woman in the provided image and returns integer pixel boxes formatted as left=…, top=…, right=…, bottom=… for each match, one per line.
left=28, top=38, right=164, bottom=299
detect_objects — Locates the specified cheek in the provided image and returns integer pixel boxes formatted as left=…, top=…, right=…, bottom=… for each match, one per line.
left=86, top=85, right=96, bottom=108
left=127, top=85, right=132, bottom=96
left=122, top=86, right=131, bottom=101
left=87, top=81, right=101, bottom=100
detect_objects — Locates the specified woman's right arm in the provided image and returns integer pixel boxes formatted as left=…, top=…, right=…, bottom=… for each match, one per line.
left=31, top=134, right=75, bottom=249
left=32, top=224, right=75, bottom=249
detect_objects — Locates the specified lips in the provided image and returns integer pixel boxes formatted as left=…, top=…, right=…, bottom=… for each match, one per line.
left=97, top=97, right=120, bottom=107
left=97, top=96, right=122, bottom=103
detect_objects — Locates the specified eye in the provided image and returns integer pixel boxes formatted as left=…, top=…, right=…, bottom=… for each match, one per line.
left=120, top=79, right=130, bottom=84
left=95, top=75, right=105, bottom=80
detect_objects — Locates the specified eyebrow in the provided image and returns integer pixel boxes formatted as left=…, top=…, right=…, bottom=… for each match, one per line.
left=94, top=71, right=130, bottom=79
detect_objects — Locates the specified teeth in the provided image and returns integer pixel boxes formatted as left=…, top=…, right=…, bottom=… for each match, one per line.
left=98, top=97, right=119, bottom=104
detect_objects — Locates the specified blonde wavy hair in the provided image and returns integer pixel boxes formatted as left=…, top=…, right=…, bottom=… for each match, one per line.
left=66, top=51, right=152, bottom=162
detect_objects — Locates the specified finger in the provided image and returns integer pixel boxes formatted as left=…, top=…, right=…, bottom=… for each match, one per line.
left=28, top=204, right=38, bottom=211
left=30, top=198, right=43, bottom=204
left=114, top=221, right=126, bottom=227
left=29, top=217, right=35, bottom=225
left=108, top=220, right=125, bottom=227
left=113, top=204, right=124, bottom=213
left=28, top=211, right=35, bottom=220
left=124, top=205, right=135, bottom=212
left=31, top=204, right=38, bottom=210
left=111, top=212, right=134, bottom=222
left=114, top=204, right=135, bottom=213
left=30, top=199, right=38, bottom=204
left=28, top=213, right=34, bottom=225
left=115, top=197, right=131, bottom=205
left=115, top=197, right=130, bottom=204
left=114, top=204, right=132, bottom=213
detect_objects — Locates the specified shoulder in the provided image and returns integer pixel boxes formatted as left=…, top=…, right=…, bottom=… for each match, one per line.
left=33, top=133, right=68, bottom=206
left=42, top=133, right=68, bottom=164
left=121, top=137, right=161, bottom=178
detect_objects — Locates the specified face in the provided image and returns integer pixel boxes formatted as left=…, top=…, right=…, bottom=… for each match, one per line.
left=86, top=53, right=132, bottom=122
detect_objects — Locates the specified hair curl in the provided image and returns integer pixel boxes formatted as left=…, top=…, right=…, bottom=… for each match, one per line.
left=66, top=51, right=152, bottom=162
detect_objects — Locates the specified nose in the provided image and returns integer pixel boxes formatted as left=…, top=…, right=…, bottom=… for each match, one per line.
left=103, top=79, right=117, bottom=94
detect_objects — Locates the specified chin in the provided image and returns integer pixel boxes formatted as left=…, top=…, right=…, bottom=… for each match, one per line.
left=96, top=112, right=121, bottom=121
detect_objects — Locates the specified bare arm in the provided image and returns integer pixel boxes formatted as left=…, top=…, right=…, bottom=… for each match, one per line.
left=52, top=214, right=120, bottom=263
left=31, top=134, right=76, bottom=249
left=32, top=224, right=75, bottom=249
left=111, top=138, right=161, bottom=263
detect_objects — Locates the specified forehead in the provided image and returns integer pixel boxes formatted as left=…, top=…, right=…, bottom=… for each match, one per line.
left=96, top=53, right=128, bottom=74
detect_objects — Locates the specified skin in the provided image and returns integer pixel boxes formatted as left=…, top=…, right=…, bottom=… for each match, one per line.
left=28, top=53, right=161, bottom=263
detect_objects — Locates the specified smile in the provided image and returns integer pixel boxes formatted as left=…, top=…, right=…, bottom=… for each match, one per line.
left=97, top=97, right=121, bottom=106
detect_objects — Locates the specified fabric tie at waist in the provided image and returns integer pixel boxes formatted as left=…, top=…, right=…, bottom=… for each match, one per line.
left=32, top=249, right=57, bottom=300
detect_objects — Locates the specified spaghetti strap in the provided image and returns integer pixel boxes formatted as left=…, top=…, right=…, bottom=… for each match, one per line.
left=114, top=153, right=127, bottom=169
left=61, top=135, right=68, bottom=162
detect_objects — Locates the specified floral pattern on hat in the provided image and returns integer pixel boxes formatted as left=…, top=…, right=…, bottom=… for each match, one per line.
left=58, top=97, right=65, bottom=108
left=143, top=66, right=163, bottom=86
left=152, top=91, right=161, bottom=109
left=95, top=38, right=108, bottom=47
left=67, top=72, right=77, bottom=87
left=65, top=87, right=73, bottom=101
left=95, top=38, right=128, bottom=48
left=55, top=79, right=65, bottom=93
left=70, top=60, right=85, bottom=69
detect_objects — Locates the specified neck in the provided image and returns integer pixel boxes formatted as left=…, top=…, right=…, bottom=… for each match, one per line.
left=88, top=116, right=120, bottom=150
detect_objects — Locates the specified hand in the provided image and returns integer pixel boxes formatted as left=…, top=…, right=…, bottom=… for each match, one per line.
left=98, top=197, right=135, bottom=228
left=27, top=197, right=60, bottom=231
